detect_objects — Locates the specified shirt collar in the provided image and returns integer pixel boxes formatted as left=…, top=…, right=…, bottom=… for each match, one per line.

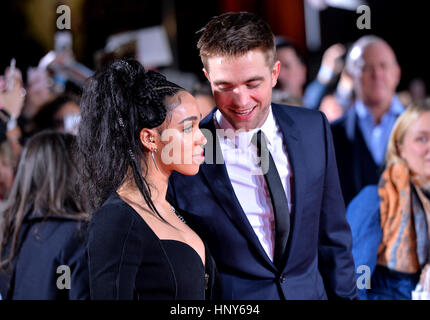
left=389, top=95, right=406, bottom=115
left=214, top=106, right=277, bottom=149
left=355, top=95, right=405, bottom=121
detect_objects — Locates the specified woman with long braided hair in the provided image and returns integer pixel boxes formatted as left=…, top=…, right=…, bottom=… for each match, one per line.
left=77, top=59, right=217, bottom=300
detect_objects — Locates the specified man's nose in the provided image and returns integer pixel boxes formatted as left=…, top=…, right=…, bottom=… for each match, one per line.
left=232, top=87, right=251, bottom=108
left=372, top=65, right=386, bottom=80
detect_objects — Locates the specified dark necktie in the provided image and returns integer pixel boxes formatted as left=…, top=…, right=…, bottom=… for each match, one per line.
left=252, top=130, right=290, bottom=268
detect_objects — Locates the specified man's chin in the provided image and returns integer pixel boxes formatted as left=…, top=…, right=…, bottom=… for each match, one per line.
left=229, top=119, right=258, bottom=131
left=366, top=95, right=393, bottom=107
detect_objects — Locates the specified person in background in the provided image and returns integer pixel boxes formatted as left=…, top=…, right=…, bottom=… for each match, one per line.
left=398, top=77, right=428, bottom=108
left=0, top=131, right=89, bottom=300
left=273, top=37, right=349, bottom=119
left=331, top=35, right=404, bottom=205
left=0, top=141, right=15, bottom=200
left=273, top=38, right=307, bottom=106
left=347, top=100, right=430, bottom=299
left=409, top=78, right=427, bottom=103
left=318, top=69, right=355, bottom=123
left=22, top=67, right=57, bottom=122
left=34, top=94, right=81, bottom=135
left=191, top=82, right=216, bottom=119
left=302, top=43, right=347, bottom=111
left=0, top=67, right=25, bottom=155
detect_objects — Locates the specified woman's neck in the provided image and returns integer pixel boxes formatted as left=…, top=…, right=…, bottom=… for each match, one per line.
left=145, top=164, right=170, bottom=204
left=117, top=164, right=171, bottom=207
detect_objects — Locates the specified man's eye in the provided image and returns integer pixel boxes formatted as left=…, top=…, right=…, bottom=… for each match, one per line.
left=218, top=85, right=232, bottom=91
left=247, top=82, right=260, bottom=89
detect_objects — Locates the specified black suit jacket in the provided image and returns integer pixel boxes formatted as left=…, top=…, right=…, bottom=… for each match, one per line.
left=168, top=103, right=358, bottom=300
left=330, top=108, right=384, bottom=206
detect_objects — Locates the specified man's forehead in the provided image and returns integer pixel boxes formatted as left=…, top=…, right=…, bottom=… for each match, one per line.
left=207, top=50, right=265, bottom=66
left=362, top=42, right=396, bottom=62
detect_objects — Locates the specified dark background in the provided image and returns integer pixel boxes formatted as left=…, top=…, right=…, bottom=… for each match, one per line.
left=0, top=0, right=428, bottom=90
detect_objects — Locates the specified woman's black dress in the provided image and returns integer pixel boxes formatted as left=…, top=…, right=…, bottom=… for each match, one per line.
left=88, top=192, right=217, bottom=300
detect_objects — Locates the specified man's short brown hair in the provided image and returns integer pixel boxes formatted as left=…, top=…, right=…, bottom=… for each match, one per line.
left=197, top=12, right=276, bottom=71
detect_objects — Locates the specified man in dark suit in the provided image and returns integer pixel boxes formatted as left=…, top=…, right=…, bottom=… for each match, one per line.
left=168, top=12, right=357, bottom=300
left=331, top=35, right=404, bottom=205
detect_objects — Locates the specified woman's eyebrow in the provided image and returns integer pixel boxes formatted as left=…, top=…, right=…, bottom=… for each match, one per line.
left=415, top=130, right=430, bottom=134
left=178, top=116, right=198, bottom=124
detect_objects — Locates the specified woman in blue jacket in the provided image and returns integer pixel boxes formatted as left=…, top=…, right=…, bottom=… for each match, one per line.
left=0, top=131, right=89, bottom=299
left=347, top=99, right=430, bottom=299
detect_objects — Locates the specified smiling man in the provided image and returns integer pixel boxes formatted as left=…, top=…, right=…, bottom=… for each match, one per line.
left=203, top=50, right=276, bottom=131
left=168, top=12, right=357, bottom=300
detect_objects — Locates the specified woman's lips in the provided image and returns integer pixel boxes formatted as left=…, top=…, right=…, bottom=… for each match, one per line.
left=192, top=150, right=205, bottom=160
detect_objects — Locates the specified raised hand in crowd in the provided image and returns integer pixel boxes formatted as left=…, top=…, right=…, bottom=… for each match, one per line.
left=0, top=67, right=26, bottom=118
left=316, top=43, right=346, bottom=84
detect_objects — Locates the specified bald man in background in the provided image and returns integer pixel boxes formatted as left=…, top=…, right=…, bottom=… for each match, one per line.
left=330, top=35, right=404, bottom=205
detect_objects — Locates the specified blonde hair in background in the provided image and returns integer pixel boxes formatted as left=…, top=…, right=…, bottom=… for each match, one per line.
left=385, top=98, right=430, bottom=166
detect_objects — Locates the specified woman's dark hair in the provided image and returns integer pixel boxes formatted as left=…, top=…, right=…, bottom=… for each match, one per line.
left=77, top=59, right=183, bottom=217
left=0, top=130, right=88, bottom=270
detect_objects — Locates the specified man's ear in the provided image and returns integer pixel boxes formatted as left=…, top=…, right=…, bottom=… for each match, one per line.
left=203, top=68, right=210, bottom=82
left=271, top=60, right=281, bottom=88
left=393, top=64, right=401, bottom=90
left=139, top=128, right=158, bottom=152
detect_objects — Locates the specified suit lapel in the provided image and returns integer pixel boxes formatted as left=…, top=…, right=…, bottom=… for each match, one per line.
left=199, top=112, right=276, bottom=271
left=271, top=104, right=307, bottom=270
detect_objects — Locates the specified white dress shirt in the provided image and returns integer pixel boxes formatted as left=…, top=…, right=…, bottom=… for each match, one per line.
left=214, top=106, right=292, bottom=261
